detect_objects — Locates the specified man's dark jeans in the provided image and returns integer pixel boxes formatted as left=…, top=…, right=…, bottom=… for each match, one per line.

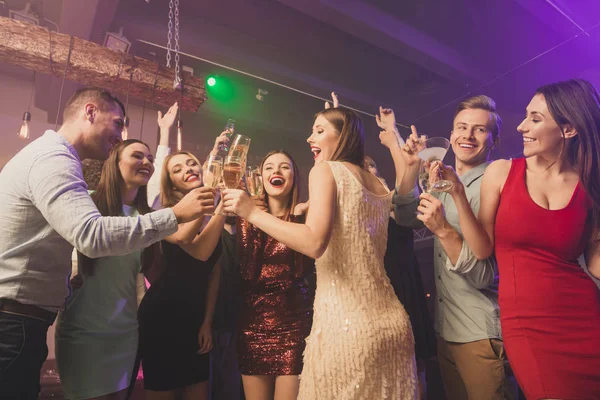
left=0, top=312, right=51, bottom=400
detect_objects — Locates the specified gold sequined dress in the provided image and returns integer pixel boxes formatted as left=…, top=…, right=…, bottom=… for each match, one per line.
left=298, top=162, right=418, bottom=399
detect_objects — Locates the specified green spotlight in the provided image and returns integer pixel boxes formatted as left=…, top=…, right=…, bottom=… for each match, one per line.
left=205, top=75, right=235, bottom=102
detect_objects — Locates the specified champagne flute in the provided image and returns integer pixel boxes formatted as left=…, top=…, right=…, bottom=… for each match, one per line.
left=228, top=134, right=251, bottom=171
left=203, top=155, right=223, bottom=189
left=223, top=155, right=243, bottom=190
left=417, top=137, right=452, bottom=193
left=219, top=119, right=236, bottom=152
left=202, top=154, right=223, bottom=215
left=245, top=165, right=263, bottom=196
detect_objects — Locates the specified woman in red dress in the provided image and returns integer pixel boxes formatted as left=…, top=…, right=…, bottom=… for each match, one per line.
left=428, top=79, right=600, bottom=399
left=236, top=150, right=315, bottom=400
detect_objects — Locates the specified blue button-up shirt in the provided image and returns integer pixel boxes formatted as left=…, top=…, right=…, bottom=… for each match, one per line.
left=0, top=130, right=178, bottom=311
left=393, top=162, right=501, bottom=343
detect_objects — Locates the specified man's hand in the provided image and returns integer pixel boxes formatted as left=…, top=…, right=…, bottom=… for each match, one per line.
left=172, top=187, right=216, bottom=223
left=416, top=193, right=452, bottom=236
left=434, top=162, right=465, bottom=197
left=400, top=125, right=427, bottom=167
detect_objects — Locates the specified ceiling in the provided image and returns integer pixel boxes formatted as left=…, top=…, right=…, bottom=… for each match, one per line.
left=2, top=0, right=600, bottom=183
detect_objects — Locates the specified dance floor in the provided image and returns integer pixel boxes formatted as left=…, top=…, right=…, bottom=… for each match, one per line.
left=39, top=358, right=521, bottom=399
left=39, top=359, right=145, bottom=400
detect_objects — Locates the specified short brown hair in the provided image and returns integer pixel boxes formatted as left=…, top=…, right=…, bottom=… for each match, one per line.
left=454, top=95, right=502, bottom=140
left=314, top=108, right=364, bottom=166
left=63, top=87, right=125, bottom=122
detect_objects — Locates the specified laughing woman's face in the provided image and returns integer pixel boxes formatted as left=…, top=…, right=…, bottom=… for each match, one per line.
left=261, top=153, right=294, bottom=199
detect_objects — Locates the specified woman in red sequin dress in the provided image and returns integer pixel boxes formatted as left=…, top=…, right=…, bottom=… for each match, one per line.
left=236, top=150, right=315, bottom=400
left=224, top=108, right=418, bottom=399
left=439, top=79, right=600, bottom=399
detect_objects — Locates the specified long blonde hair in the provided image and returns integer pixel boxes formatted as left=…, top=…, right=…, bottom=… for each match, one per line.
left=159, top=151, right=202, bottom=208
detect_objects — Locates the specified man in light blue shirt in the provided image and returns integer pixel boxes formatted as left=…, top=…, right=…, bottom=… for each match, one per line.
left=387, top=96, right=510, bottom=400
left=0, top=88, right=215, bottom=399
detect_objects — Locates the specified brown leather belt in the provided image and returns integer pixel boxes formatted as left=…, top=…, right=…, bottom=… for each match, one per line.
left=0, top=298, right=57, bottom=324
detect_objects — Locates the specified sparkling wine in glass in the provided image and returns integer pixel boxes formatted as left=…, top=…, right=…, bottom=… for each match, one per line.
left=417, top=137, right=452, bottom=192
left=203, top=155, right=223, bottom=189
left=246, top=165, right=263, bottom=196
left=219, top=119, right=236, bottom=152
left=202, top=155, right=224, bottom=215
left=223, top=156, right=243, bottom=189
left=228, top=134, right=251, bottom=170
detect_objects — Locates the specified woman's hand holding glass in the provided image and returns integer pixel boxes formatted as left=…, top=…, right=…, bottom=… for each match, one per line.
left=202, top=154, right=224, bottom=216
left=210, top=130, right=231, bottom=156
left=245, top=165, right=267, bottom=212
left=222, top=189, right=257, bottom=219
left=245, top=165, right=263, bottom=196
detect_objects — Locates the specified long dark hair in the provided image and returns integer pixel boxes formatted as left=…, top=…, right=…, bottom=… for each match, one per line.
left=536, top=79, right=600, bottom=239
left=80, top=139, right=156, bottom=275
left=260, top=150, right=300, bottom=220
left=92, top=139, right=152, bottom=216
left=314, top=108, right=364, bottom=166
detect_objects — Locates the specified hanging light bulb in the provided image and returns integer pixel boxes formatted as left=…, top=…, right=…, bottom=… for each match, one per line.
left=176, top=119, right=183, bottom=151
left=18, top=111, right=31, bottom=140
left=122, top=116, right=130, bottom=140
left=122, top=71, right=133, bottom=141
left=19, top=71, right=36, bottom=141
left=175, top=84, right=184, bottom=151
left=55, top=37, right=75, bottom=130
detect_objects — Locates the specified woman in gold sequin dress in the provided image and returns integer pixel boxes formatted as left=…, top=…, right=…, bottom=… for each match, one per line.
left=224, top=107, right=418, bottom=399
left=236, top=150, right=315, bottom=400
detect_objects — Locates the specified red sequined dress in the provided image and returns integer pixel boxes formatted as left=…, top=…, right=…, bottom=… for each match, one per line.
left=236, top=215, right=315, bottom=375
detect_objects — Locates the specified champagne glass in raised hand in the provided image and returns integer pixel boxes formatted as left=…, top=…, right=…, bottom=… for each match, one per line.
left=219, top=119, right=236, bottom=152
left=417, top=137, right=453, bottom=193
left=223, top=155, right=244, bottom=190
left=245, top=165, right=263, bottom=196
left=202, top=154, right=224, bottom=215
left=228, top=134, right=251, bottom=170
left=203, top=155, right=223, bottom=189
